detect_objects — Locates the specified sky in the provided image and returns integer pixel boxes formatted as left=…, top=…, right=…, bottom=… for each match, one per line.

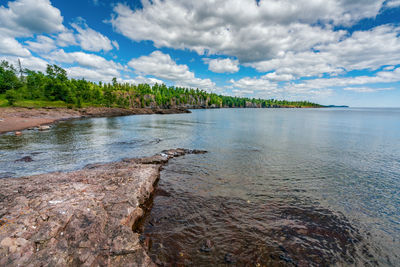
left=0, top=0, right=400, bottom=107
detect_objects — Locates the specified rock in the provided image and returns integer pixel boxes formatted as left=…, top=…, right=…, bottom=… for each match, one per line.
left=279, top=254, right=297, bottom=266
left=15, top=156, right=33, bottom=162
left=224, top=253, right=236, bottom=264
left=200, top=239, right=212, bottom=252
left=15, top=131, right=22, bottom=136
left=0, top=148, right=205, bottom=266
left=38, top=125, right=51, bottom=131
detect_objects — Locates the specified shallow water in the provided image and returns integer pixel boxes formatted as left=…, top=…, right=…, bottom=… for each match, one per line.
left=1, top=108, right=399, bottom=265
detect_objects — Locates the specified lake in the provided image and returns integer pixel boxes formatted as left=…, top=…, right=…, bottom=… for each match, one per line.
left=1, top=108, right=399, bottom=265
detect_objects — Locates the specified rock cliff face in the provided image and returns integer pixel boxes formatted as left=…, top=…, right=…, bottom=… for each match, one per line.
left=0, top=148, right=205, bottom=266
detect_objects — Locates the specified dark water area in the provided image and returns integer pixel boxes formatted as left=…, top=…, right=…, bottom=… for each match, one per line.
left=1, top=108, right=399, bottom=265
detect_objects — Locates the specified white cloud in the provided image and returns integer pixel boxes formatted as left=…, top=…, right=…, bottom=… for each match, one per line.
left=247, top=25, right=400, bottom=78
left=112, top=40, right=119, bottom=50
left=0, top=37, right=31, bottom=57
left=204, top=58, right=239, bottom=73
left=288, top=68, right=400, bottom=91
left=0, top=55, right=48, bottom=72
left=128, top=51, right=215, bottom=89
left=71, top=21, right=114, bottom=52
left=25, top=35, right=56, bottom=53
left=56, top=30, right=77, bottom=47
left=0, top=0, right=64, bottom=37
left=229, top=75, right=278, bottom=93
left=120, top=76, right=164, bottom=86
left=110, top=0, right=386, bottom=64
left=385, top=0, right=400, bottom=8
left=44, top=49, right=122, bottom=74
left=66, top=66, right=117, bottom=82
left=342, top=87, right=395, bottom=93
left=264, top=72, right=294, bottom=81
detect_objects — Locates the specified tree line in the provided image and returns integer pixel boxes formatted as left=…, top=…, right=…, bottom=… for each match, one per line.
left=0, top=60, right=322, bottom=108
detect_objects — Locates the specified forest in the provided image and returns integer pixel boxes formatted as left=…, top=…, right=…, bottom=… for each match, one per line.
left=0, top=60, right=322, bottom=109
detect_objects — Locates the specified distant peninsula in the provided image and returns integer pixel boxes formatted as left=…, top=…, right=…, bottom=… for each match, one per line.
left=323, top=105, right=349, bottom=108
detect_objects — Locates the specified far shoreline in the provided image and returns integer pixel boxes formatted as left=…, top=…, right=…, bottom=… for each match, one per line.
left=0, top=107, right=191, bottom=134
left=0, top=105, right=347, bottom=135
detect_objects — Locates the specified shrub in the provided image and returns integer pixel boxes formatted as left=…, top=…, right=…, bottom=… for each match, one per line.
left=5, top=89, right=19, bottom=106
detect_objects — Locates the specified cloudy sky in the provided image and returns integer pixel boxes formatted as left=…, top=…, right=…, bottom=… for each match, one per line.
left=1, top=0, right=400, bottom=107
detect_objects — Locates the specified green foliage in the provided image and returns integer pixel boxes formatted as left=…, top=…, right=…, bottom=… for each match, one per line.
left=0, top=60, right=322, bottom=109
left=0, top=61, right=22, bottom=93
left=5, top=89, right=19, bottom=106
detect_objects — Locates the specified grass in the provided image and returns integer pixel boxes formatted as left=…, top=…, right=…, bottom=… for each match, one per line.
left=13, top=100, right=70, bottom=108
left=0, top=95, right=104, bottom=108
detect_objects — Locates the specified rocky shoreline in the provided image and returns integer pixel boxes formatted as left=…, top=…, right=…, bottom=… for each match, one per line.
left=0, top=148, right=206, bottom=266
left=0, top=107, right=191, bottom=134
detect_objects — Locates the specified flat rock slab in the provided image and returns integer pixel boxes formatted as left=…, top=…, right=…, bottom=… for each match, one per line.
left=0, top=148, right=206, bottom=266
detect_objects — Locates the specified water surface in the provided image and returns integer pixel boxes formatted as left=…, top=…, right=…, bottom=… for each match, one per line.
left=1, top=108, right=399, bottom=265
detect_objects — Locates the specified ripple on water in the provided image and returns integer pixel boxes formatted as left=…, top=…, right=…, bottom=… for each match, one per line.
left=140, top=190, right=379, bottom=266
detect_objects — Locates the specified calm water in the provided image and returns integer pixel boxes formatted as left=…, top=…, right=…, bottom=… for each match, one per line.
left=1, top=108, right=399, bottom=265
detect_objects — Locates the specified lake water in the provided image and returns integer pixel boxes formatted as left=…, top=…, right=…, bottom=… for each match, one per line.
left=1, top=108, right=399, bottom=265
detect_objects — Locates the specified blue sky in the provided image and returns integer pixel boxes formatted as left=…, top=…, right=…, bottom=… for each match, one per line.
left=1, top=0, right=400, bottom=107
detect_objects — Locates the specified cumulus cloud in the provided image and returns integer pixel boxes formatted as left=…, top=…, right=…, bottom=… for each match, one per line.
left=0, top=55, right=48, bottom=72
left=204, top=58, right=239, bottom=73
left=229, top=76, right=278, bottom=92
left=26, top=35, right=57, bottom=53
left=0, top=0, right=64, bottom=37
left=128, top=51, right=215, bottom=89
left=110, top=0, right=387, bottom=64
left=56, top=30, right=78, bottom=47
left=71, top=21, right=114, bottom=52
left=292, top=68, right=400, bottom=90
left=66, top=66, right=118, bottom=82
left=342, top=87, right=395, bottom=93
left=385, top=0, right=400, bottom=8
left=264, top=72, right=294, bottom=81
left=247, top=25, right=400, bottom=78
left=120, top=76, right=164, bottom=86
left=44, top=49, right=122, bottom=75
left=0, top=37, right=31, bottom=57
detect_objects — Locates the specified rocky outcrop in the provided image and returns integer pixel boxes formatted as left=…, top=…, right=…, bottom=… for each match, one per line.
left=0, top=148, right=206, bottom=266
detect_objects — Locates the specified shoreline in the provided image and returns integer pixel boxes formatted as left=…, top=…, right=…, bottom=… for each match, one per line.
left=0, top=148, right=206, bottom=266
left=0, top=107, right=191, bottom=134
left=0, top=105, right=334, bottom=135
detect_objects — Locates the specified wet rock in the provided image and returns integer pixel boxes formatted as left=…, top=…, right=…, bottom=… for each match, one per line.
left=15, top=156, right=33, bottom=162
left=0, top=172, right=15, bottom=178
left=200, top=239, right=212, bottom=252
left=279, top=254, right=298, bottom=266
left=38, top=125, right=51, bottom=131
left=224, top=253, right=236, bottom=264
left=0, top=148, right=204, bottom=266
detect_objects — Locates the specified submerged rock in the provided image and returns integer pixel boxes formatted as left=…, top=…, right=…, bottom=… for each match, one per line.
left=15, top=156, right=33, bottom=162
left=0, top=148, right=206, bottom=266
left=224, top=253, right=236, bottom=264
left=200, top=239, right=212, bottom=252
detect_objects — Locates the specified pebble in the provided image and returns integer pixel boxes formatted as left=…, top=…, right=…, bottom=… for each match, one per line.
left=224, top=253, right=235, bottom=264
left=38, top=125, right=51, bottom=131
left=199, top=239, right=212, bottom=252
left=15, top=131, right=22, bottom=136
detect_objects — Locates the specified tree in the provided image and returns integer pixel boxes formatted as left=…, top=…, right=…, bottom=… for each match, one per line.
left=0, top=61, right=21, bottom=93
